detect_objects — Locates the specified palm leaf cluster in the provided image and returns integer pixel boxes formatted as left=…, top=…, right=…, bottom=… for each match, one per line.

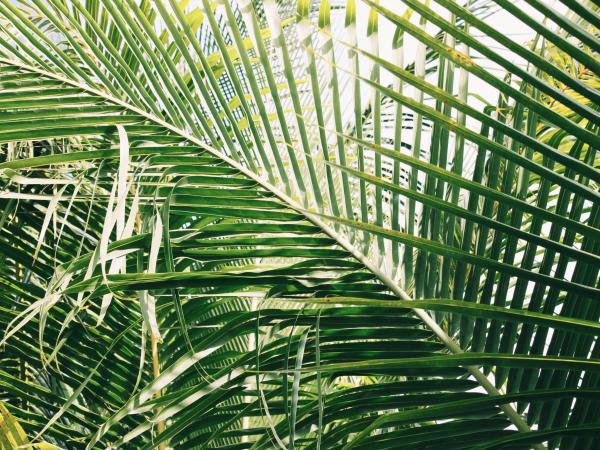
left=0, top=0, right=598, bottom=448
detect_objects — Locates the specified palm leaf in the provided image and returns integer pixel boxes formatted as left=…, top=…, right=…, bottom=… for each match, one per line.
left=0, top=0, right=598, bottom=448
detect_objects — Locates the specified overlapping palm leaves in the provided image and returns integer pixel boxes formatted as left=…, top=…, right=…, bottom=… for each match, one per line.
left=0, top=0, right=598, bottom=448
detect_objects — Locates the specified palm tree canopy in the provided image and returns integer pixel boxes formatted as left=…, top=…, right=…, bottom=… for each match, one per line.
left=0, top=0, right=598, bottom=448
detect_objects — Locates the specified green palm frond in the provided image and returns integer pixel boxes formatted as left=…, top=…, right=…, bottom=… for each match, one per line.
left=0, top=0, right=598, bottom=448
